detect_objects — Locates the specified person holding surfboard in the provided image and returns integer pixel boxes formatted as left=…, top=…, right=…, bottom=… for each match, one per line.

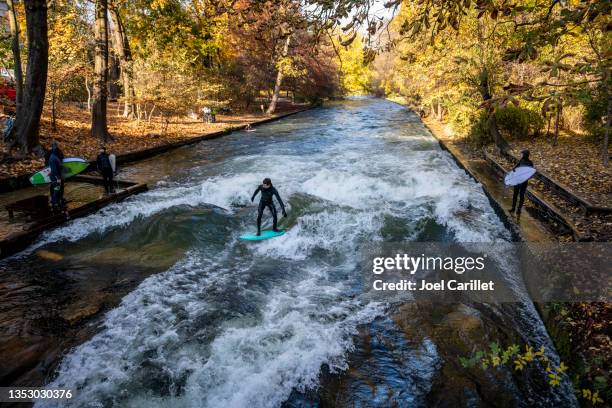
left=509, top=149, right=534, bottom=216
left=48, top=143, right=64, bottom=213
left=251, top=178, right=287, bottom=236
left=96, top=146, right=115, bottom=194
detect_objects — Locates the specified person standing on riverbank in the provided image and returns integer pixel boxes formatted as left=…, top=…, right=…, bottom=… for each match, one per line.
left=48, top=143, right=64, bottom=213
left=509, top=149, right=534, bottom=216
left=251, top=178, right=287, bottom=236
left=202, top=106, right=211, bottom=123
left=96, top=146, right=115, bottom=194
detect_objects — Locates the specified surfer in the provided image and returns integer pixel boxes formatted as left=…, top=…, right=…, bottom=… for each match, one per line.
left=46, top=142, right=65, bottom=210
left=251, top=178, right=287, bottom=236
left=48, top=143, right=64, bottom=213
left=509, top=149, right=534, bottom=216
left=96, top=146, right=115, bottom=194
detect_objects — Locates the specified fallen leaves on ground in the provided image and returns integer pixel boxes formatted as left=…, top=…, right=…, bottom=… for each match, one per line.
left=487, top=146, right=611, bottom=241
left=503, top=133, right=611, bottom=206
left=0, top=101, right=305, bottom=180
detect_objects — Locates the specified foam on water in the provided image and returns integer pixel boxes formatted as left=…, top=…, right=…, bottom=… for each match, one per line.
left=35, top=100, right=516, bottom=407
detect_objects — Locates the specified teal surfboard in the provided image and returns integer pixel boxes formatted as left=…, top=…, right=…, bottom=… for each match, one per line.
left=29, top=157, right=89, bottom=185
left=239, top=229, right=286, bottom=241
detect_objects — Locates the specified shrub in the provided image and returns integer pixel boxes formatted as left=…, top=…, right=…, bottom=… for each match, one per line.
left=467, top=111, right=492, bottom=146
left=450, top=105, right=479, bottom=137
left=581, top=86, right=608, bottom=141
left=561, top=105, right=585, bottom=133
left=494, top=105, right=544, bottom=140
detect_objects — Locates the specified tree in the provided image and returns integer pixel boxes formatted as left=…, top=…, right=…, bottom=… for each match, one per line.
left=267, top=33, right=292, bottom=114
left=91, top=0, right=110, bottom=141
left=109, top=1, right=135, bottom=118
left=334, top=33, right=374, bottom=95
left=6, top=0, right=23, bottom=119
left=46, top=0, right=90, bottom=129
left=12, top=0, right=48, bottom=154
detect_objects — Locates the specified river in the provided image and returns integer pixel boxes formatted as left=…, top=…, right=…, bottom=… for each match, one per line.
left=1, top=99, right=576, bottom=407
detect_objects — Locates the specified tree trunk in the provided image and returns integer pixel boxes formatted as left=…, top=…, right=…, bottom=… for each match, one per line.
left=85, top=76, right=92, bottom=111
left=554, top=103, right=561, bottom=146
left=109, top=5, right=135, bottom=118
left=13, top=0, right=48, bottom=154
left=603, top=94, right=610, bottom=166
left=108, top=53, right=121, bottom=100
left=51, top=92, right=56, bottom=130
left=92, top=0, right=110, bottom=141
left=487, top=111, right=511, bottom=153
left=266, top=34, right=292, bottom=115
left=6, top=0, right=23, bottom=119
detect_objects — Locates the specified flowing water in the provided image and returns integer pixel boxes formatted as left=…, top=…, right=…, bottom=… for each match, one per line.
left=1, top=99, right=576, bottom=407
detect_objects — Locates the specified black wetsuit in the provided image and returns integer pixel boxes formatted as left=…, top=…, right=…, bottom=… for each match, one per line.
left=46, top=147, right=65, bottom=209
left=511, top=157, right=534, bottom=215
left=251, top=185, right=286, bottom=233
left=97, top=152, right=115, bottom=194
left=48, top=151, right=63, bottom=210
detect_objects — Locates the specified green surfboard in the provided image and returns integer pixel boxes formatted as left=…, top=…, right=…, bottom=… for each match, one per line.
left=239, top=229, right=286, bottom=241
left=29, top=157, right=89, bottom=185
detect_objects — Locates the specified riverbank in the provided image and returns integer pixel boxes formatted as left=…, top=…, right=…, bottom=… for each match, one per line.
left=0, top=101, right=312, bottom=192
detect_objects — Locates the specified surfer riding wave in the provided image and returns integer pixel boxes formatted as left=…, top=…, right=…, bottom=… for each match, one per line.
left=251, top=178, right=287, bottom=236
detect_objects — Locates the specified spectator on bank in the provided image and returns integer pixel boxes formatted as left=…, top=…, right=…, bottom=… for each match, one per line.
left=2, top=111, right=15, bottom=141
left=96, top=146, right=115, bottom=194
left=202, top=106, right=212, bottom=123
left=48, top=143, right=64, bottom=212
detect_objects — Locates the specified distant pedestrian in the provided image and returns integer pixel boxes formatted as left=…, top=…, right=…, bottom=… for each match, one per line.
left=2, top=111, right=15, bottom=141
left=96, top=146, right=115, bottom=194
left=509, top=149, right=534, bottom=216
left=260, top=104, right=265, bottom=115
left=211, top=107, right=217, bottom=123
left=202, top=106, right=212, bottom=123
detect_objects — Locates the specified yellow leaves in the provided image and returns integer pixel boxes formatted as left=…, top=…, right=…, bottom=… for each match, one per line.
left=481, top=358, right=489, bottom=369
left=150, top=0, right=172, bottom=11
left=513, top=356, right=525, bottom=371
left=523, top=345, right=535, bottom=362
left=276, top=57, right=306, bottom=78
left=582, top=389, right=604, bottom=405
left=333, top=33, right=374, bottom=94
left=548, top=373, right=561, bottom=387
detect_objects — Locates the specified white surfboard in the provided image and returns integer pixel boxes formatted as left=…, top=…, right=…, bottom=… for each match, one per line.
left=505, top=166, right=536, bottom=186
left=109, top=154, right=116, bottom=173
